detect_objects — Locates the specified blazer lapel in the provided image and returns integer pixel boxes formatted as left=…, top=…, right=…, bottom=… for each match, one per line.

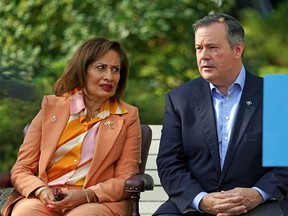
left=194, top=79, right=221, bottom=175
left=39, top=96, right=70, bottom=181
left=84, top=115, right=124, bottom=185
left=220, top=72, right=262, bottom=181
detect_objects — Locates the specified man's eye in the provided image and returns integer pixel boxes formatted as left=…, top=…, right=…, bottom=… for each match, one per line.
left=195, top=47, right=202, bottom=50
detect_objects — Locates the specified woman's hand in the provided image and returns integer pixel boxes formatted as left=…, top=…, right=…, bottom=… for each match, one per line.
left=47, top=190, right=87, bottom=214
left=36, top=187, right=56, bottom=206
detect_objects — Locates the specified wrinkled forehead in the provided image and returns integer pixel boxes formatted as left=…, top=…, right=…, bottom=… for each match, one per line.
left=195, top=23, right=228, bottom=44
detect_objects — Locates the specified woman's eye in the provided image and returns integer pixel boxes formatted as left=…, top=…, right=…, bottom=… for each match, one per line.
left=96, top=65, right=106, bottom=70
left=112, top=67, right=120, bottom=72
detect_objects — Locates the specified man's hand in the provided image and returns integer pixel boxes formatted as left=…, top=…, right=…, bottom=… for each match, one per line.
left=218, top=188, right=263, bottom=211
left=199, top=188, right=264, bottom=216
left=199, top=191, right=247, bottom=215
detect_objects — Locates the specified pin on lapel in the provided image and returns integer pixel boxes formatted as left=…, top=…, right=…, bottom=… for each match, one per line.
left=104, top=120, right=113, bottom=127
left=51, top=116, right=57, bottom=123
left=246, top=101, right=252, bottom=106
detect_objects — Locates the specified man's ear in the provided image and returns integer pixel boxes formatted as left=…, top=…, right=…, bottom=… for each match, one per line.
left=234, top=42, right=245, bottom=59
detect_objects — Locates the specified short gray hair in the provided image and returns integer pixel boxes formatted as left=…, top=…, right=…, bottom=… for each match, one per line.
left=193, top=13, right=245, bottom=48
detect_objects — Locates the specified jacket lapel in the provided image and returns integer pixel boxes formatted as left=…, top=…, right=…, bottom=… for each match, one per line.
left=194, top=79, right=221, bottom=175
left=84, top=115, right=124, bottom=185
left=39, top=96, right=70, bottom=181
left=220, top=72, right=262, bottom=181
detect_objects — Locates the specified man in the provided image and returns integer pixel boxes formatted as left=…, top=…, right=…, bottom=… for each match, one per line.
left=153, top=13, right=288, bottom=216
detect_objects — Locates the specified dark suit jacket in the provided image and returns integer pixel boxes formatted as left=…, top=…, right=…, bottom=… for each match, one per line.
left=154, top=71, right=288, bottom=215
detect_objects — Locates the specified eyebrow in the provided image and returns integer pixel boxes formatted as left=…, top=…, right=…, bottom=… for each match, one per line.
left=95, top=62, right=120, bottom=67
left=195, top=42, right=218, bottom=46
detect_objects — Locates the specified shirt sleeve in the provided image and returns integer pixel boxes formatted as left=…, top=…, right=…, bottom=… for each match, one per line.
left=191, top=192, right=208, bottom=211
left=253, top=187, right=273, bottom=202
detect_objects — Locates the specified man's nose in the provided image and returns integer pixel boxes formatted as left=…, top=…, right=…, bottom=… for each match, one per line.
left=200, top=48, right=211, bottom=60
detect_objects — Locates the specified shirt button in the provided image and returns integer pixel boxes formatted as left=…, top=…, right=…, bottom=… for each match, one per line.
left=225, top=116, right=229, bottom=120
left=74, top=159, right=78, bottom=163
left=225, top=97, right=229, bottom=100
left=224, top=137, right=228, bottom=140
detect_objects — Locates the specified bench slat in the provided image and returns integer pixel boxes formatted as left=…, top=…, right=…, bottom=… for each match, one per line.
left=139, top=201, right=165, bottom=215
left=139, top=125, right=166, bottom=215
left=145, top=170, right=161, bottom=185
left=140, top=186, right=168, bottom=201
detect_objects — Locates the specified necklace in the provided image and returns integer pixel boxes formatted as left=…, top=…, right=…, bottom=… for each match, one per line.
left=86, top=110, right=100, bottom=121
left=87, top=116, right=93, bottom=121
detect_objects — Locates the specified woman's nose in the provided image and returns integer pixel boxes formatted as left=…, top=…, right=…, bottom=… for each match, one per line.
left=103, top=69, right=113, bottom=80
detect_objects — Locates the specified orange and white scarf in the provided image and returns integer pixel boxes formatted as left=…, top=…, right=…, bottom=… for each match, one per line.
left=47, top=91, right=127, bottom=186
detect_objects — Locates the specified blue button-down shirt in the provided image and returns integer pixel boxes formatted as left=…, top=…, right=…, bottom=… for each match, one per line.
left=210, top=66, right=245, bottom=169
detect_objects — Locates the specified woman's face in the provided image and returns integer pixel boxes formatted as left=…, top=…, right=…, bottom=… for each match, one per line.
left=85, top=49, right=121, bottom=101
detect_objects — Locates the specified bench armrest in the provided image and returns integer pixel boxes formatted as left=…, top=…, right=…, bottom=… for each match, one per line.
left=0, top=172, right=12, bottom=188
left=125, top=173, right=154, bottom=192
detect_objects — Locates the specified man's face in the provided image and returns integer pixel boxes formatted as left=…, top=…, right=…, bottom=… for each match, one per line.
left=195, top=22, right=243, bottom=93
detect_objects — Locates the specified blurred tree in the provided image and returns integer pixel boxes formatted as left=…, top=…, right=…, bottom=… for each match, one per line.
left=0, top=0, right=236, bottom=170
left=240, top=1, right=288, bottom=76
left=0, top=0, right=235, bottom=124
left=0, top=98, right=40, bottom=170
left=12, top=0, right=288, bottom=171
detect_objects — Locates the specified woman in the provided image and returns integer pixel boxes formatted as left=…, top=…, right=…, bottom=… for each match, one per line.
left=1, top=37, right=141, bottom=216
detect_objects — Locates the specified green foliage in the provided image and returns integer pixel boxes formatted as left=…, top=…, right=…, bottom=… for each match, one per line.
left=123, top=79, right=165, bottom=124
left=0, top=98, right=40, bottom=171
left=241, top=1, right=288, bottom=76
left=0, top=0, right=234, bottom=118
left=0, top=78, right=42, bottom=170
left=3, top=0, right=286, bottom=172
left=1, top=0, right=236, bottom=171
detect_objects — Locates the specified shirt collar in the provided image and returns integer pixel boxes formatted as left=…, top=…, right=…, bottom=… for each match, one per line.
left=209, top=64, right=246, bottom=94
left=70, top=91, right=85, bottom=115
left=70, top=90, right=128, bottom=117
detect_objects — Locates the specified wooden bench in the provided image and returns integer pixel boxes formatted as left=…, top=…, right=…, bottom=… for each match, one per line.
left=139, top=125, right=166, bottom=215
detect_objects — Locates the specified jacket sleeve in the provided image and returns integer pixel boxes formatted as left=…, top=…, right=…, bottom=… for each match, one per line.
left=157, top=93, right=204, bottom=212
left=10, top=102, right=45, bottom=197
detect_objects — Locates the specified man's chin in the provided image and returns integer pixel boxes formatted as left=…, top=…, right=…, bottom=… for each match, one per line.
left=200, top=71, right=215, bottom=81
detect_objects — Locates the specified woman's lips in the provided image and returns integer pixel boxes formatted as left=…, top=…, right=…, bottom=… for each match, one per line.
left=101, top=84, right=113, bottom=91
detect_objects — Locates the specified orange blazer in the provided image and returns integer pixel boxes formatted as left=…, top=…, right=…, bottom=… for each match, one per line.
left=1, top=95, right=141, bottom=216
